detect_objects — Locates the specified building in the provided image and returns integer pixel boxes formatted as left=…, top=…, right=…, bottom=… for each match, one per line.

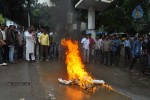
left=75, top=0, right=114, bottom=39
left=75, top=0, right=114, bottom=30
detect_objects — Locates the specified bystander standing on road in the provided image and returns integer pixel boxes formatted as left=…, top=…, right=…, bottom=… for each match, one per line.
left=0, top=24, right=9, bottom=62
left=16, top=27, right=24, bottom=60
left=38, top=30, right=49, bottom=61
left=129, top=36, right=142, bottom=72
left=25, top=28, right=36, bottom=62
left=93, top=36, right=100, bottom=63
left=88, top=34, right=95, bottom=63
left=110, top=35, right=118, bottom=66
left=6, top=25, right=17, bottom=64
left=140, top=36, right=149, bottom=75
left=81, top=34, right=90, bottom=64
left=102, top=35, right=111, bottom=65
left=49, top=31, right=58, bottom=60
left=0, top=24, right=7, bottom=66
left=98, top=35, right=103, bottom=64
left=36, top=28, right=43, bottom=59
left=147, top=35, right=150, bottom=68
left=124, top=37, right=131, bottom=60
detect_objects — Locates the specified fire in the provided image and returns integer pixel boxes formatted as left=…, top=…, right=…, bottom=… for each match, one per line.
left=61, top=39, right=115, bottom=93
left=61, top=39, right=95, bottom=91
left=102, top=83, right=115, bottom=91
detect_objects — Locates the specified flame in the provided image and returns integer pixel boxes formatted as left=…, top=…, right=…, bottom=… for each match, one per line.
left=61, top=39, right=115, bottom=93
left=101, top=83, right=115, bottom=91
left=61, top=39, right=95, bottom=91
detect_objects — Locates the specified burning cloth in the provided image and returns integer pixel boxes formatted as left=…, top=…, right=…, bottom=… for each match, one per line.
left=58, top=78, right=105, bottom=85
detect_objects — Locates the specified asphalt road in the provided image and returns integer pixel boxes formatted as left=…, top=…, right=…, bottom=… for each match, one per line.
left=0, top=59, right=150, bottom=100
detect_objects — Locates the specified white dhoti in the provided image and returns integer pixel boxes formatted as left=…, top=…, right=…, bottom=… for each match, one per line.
left=25, top=31, right=36, bottom=61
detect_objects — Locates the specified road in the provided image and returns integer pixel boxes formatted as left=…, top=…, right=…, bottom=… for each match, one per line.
left=0, top=58, right=150, bottom=100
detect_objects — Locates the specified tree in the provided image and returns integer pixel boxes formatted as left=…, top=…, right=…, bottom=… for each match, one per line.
left=95, top=0, right=150, bottom=34
left=0, top=14, right=5, bottom=23
left=0, top=0, right=37, bottom=26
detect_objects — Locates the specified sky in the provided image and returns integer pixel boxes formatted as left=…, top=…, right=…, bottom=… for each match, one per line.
left=38, top=0, right=51, bottom=6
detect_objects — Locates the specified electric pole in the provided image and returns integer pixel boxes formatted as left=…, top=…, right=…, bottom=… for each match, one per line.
left=28, top=0, right=31, bottom=28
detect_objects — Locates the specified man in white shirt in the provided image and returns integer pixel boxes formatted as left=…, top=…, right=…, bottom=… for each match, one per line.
left=81, top=34, right=90, bottom=64
left=0, top=24, right=7, bottom=66
left=25, top=28, right=36, bottom=62
left=0, top=25, right=9, bottom=62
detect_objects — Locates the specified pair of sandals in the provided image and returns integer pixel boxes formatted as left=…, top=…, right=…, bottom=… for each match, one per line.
left=141, top=71, right=149, bottom=76
left=136, top=71, right=149, bottom=76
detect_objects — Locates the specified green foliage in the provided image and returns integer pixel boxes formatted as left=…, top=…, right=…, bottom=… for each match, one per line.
left=96, top=0, right=150, bottom=34
left=0, top=0, right=37, bottom=26
left=0, top=0, right=150, bottom=34
left=0, top=14, right=5, bottom=24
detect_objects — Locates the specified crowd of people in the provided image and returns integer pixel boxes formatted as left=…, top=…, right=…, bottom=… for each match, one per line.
left=0, top=24, right=59, bottom=66
left=81, top=33, right=150, bottom=75
left=0, top=24, right=150, bottom=76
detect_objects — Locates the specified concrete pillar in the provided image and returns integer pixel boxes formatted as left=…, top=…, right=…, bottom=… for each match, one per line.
left=88, top=7, right=95, bottom=29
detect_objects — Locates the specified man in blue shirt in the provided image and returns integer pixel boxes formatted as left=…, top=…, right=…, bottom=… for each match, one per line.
left=124, top=37, right=131, bottom=60
left=129, top=36, right=142, bottom=71
left=110, top=35, right=118, bottom=66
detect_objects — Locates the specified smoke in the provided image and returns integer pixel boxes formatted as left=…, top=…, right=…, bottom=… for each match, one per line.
left=48, top=0, right=81, bottom=39
left=35, top=0, right=82, bottom=40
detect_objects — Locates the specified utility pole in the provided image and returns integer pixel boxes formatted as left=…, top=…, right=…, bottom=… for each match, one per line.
left=67, top=0, right=73, bottom=38
left=28, top=0, right=31, bottom=28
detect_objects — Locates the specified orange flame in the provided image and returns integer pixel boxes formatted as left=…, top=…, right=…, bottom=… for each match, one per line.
left=101, top=83, right=115, bottom=92
left=61, top=39, right=115, bottom=93
left=61, top=39, right=95, bottom=90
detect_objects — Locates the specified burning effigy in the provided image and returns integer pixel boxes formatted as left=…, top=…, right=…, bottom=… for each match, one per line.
left=59, top=39, right=114, bottom=92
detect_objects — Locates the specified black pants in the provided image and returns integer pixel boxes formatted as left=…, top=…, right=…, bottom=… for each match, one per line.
left=2, top=44, right=9, bottom=62
left=140, top=55, right=148, bottom=73
left=129, top=55, right=140, bottom=70
left=40, top=45, right=48, bottom=60
left=0, top=47, right=3, bottom=64
left=17, top=45, right=23, bottom=59
left=104, top=51, right=109, bottom=64
left=110, top=51, right=117, bottom=65
left=125, top=47, right=130, bottom=60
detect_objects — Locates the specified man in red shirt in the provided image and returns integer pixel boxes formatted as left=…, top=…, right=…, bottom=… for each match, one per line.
left=88, top=34, right=95, bottom=63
